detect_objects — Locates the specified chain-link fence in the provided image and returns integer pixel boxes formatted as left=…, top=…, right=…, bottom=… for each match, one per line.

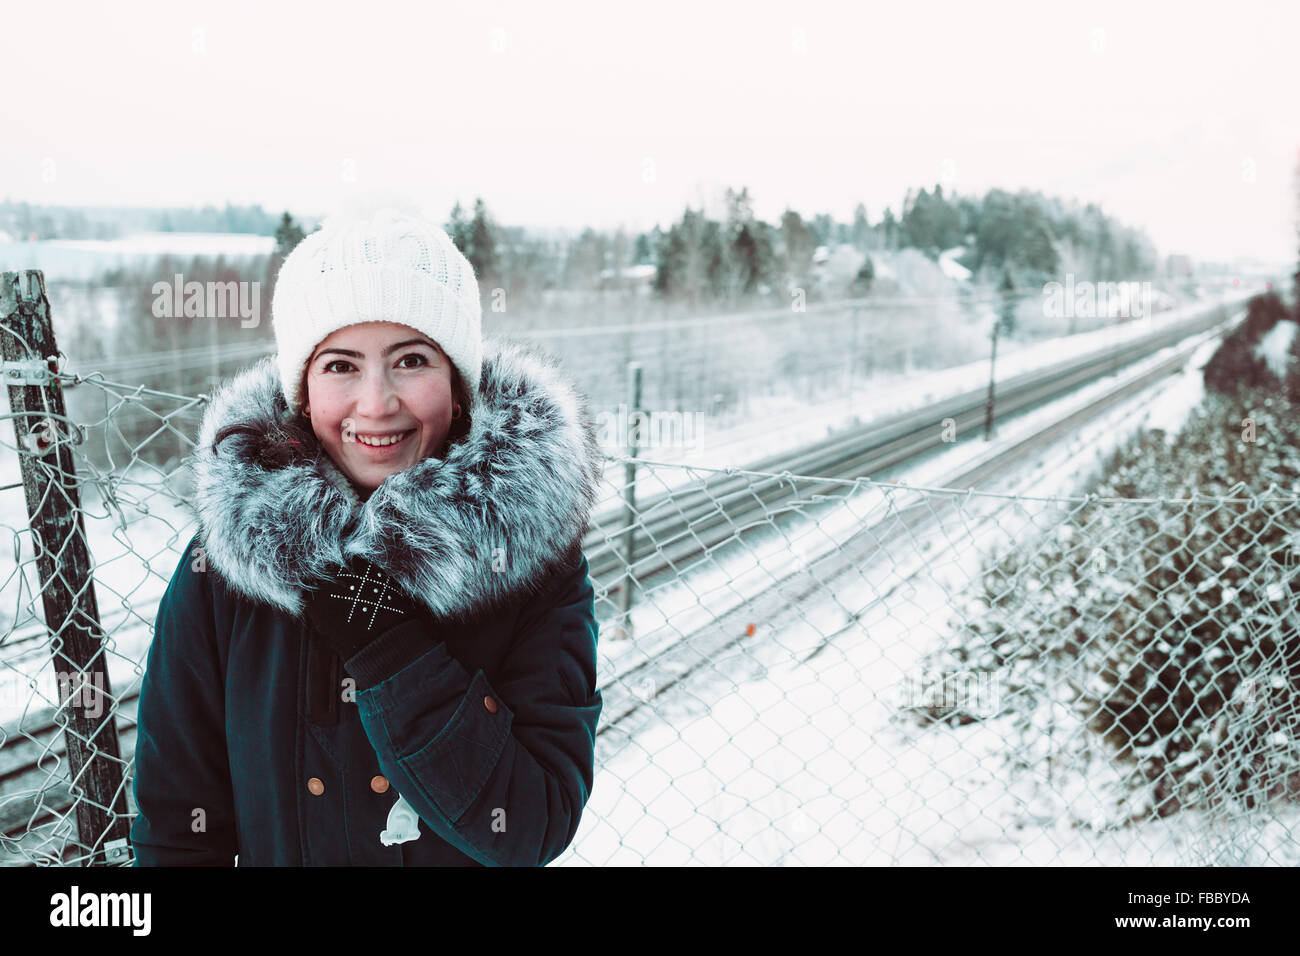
left=576, top=455, right=1300, bottom=866
left=2, top=270, right=1297, bottom=866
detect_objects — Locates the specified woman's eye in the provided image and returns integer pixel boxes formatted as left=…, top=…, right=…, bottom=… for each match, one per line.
left=322, top=355, right=429, bottom=373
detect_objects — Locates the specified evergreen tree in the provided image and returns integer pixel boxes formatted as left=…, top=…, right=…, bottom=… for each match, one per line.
left=851, top=254, right=875, bottom=295
left=655, top=207, right=714, bottom=304
left=273, top=212, right=306, bottom=259
left=701, top=217, right=726, bottom=298
left=810, top=212, right=834, bottom=247
left=780, top=209, right=816, bottom=296
left=852, top=203, right=871, bottom=249
left=468, top=197, right=501, bottom=289
left=566, top=227, right=607, bottom=290
left=445, top=201, right=473, bottom=255
left=881, top=208, right=898, bottom=250
left=723, top=187, right=761, bottom=299
left=901, top=186, right=931, bottom=253
left=270, top=211, right=307, bottom=285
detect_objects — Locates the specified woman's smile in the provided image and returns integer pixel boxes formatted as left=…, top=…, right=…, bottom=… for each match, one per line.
left=353, top=428, right=416, bottom=454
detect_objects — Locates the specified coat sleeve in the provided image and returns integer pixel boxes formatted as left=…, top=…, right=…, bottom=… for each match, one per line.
left=129, top=533, right=239, bottom=866
left=343, top=549, right=603, bottom=867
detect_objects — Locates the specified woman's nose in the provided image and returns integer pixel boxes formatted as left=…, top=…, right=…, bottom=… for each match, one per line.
left=354, top=370, right=400, bottom=416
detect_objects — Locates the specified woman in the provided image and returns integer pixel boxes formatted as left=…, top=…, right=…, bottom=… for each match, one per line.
left=129, top=205, right=605, bottom=866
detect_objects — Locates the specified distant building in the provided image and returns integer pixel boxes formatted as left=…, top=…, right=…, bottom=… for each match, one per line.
left=1166, top=254, right=1194, bottom=277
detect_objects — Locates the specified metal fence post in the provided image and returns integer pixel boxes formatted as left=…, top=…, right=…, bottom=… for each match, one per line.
left=847, top=305, right=860, bottom=422
left=616, top=361, right=642, bottom=640
left=1, top=270, right=128, bottom=865
left=984, top=314, right=1000, bottom=441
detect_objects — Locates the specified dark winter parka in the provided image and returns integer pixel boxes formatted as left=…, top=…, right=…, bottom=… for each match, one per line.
left=129, top=338, right=606, bottom=866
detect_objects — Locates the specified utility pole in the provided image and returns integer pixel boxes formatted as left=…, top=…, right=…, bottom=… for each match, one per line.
left=984, top=313, right=999, bottom=441
left=986, top=268, right=1016, bottom=440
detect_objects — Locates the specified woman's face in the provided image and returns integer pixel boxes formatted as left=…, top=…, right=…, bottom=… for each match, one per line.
left=302, top=322, right=456, bottom=494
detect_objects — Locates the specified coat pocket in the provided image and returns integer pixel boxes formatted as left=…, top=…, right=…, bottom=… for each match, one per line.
left=396, top=670, right=513, bottom=825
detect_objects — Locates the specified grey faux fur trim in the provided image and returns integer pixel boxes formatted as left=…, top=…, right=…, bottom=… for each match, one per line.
left=190, top=338, right=604, bottom=622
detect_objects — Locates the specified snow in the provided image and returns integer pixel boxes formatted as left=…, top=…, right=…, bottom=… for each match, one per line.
left=3, top=233, right=275, bottom=281
left=1254, top=319, right=1297, bottom=379
left=867, top=254, right=894, bottom=280
left=42, top=233, right=275, bottom=256
left=939, top=247, right=971, bottom=281
left=564, top=299, right=1300, bottom=865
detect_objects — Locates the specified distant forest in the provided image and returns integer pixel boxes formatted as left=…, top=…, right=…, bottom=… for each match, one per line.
left=1, top=184, right=1157, bottom=308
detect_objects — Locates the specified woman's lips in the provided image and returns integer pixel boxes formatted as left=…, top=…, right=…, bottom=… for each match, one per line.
left=353, top=429, right=414, bottom=455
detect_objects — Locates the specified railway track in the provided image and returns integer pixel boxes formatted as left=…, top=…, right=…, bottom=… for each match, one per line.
left=580, top=299, right=1236, bottom=594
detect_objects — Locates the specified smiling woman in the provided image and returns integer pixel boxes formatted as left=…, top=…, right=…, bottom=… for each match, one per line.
left=131, top=201, right=605, bottom=868
left=298, top=324, right=474, bottom=496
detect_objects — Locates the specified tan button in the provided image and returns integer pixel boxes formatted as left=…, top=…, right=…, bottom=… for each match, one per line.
left=483, top=695, right=498, bottom=714
left=370, top=775, right=390, bottom=794
left=307, top=777, right=325, bottom=796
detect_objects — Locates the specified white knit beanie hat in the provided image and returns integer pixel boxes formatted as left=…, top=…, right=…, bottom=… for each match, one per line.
left=271, top=198, right=482, bottom=415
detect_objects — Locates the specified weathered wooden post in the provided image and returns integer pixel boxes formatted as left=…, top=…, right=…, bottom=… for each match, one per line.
left=1, top=269, right=128, bottom=865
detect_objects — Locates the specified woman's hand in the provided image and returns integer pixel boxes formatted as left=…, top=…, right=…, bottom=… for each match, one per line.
left=303, top=554, right=423, bottom=661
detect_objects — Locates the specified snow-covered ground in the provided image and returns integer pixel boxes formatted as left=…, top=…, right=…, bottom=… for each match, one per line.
left=2, top=233, right=274, bottom=282
left=564, top=301, right=1300, bottom=866
left=1254, top=318, right=1297, bottom=379
left=938, top=247, right=972, bottom=282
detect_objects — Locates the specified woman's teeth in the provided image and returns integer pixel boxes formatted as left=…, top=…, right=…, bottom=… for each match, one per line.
left=355, top=430, right=412, bottom=447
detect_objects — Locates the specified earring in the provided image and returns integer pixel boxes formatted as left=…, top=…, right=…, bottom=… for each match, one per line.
left=303, top=408, right=311, bottom=419
left=452, top=405, right=461, bottom=419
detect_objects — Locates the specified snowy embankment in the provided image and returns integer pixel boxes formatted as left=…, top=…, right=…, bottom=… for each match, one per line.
left=568, top=302, right=1300, bottom=865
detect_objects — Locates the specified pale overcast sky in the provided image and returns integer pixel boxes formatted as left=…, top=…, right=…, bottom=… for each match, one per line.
left=3, top=0, right=1296, bottom=263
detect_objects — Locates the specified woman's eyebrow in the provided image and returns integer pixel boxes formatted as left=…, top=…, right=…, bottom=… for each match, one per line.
left=314, top=339, right=438, bottom=360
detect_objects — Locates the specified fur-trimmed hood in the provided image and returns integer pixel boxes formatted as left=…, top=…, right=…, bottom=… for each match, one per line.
left=190, top=338, right=604, bottom=623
